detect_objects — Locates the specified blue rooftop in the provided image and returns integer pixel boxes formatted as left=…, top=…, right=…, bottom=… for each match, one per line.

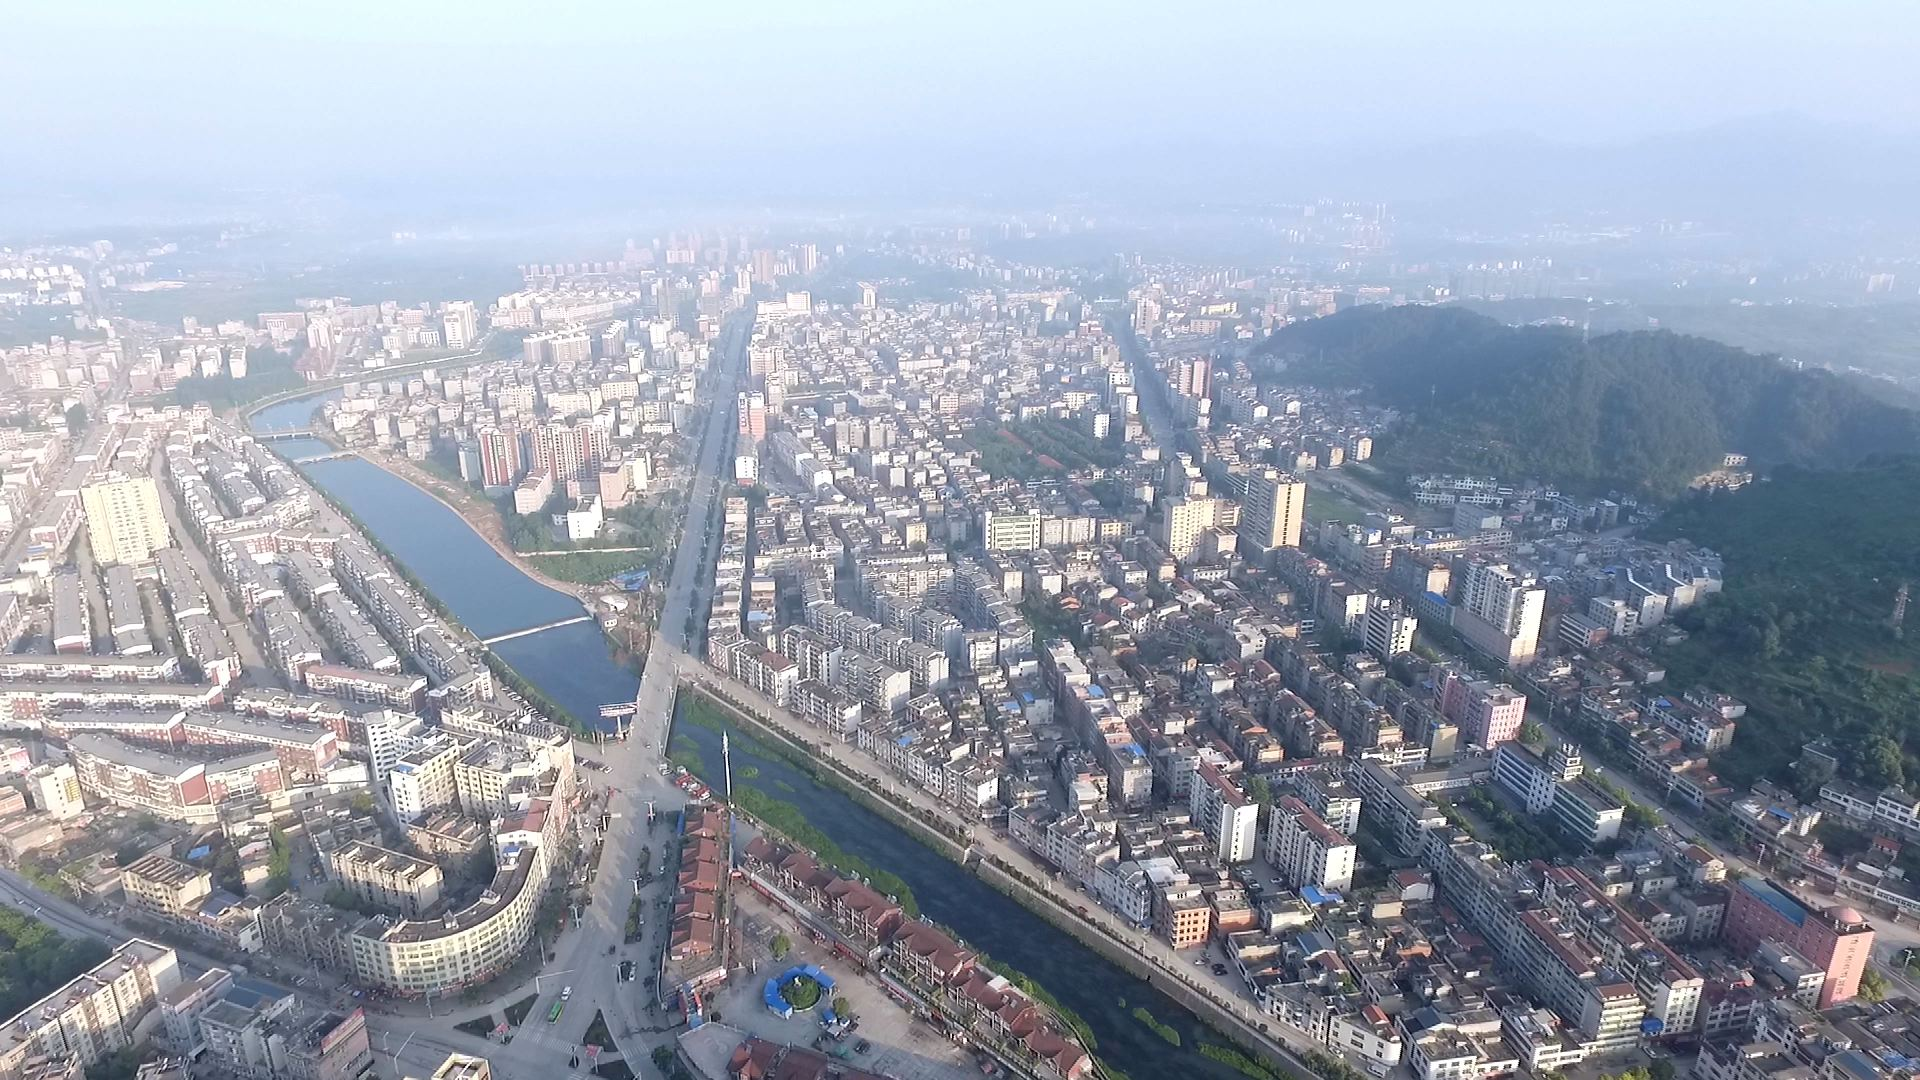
left=1739, top=878, right=1808, bottom=927
left=1302, top=885, right=1342, bottom=905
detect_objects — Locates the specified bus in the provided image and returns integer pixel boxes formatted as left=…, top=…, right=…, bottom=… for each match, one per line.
left=547, top=1001, right=564, bottom=1024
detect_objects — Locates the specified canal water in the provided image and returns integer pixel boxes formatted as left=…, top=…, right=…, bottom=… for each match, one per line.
left=673, top=713, right=1245, bottom=1080
left=249, top=395, right=1245, bottom=1080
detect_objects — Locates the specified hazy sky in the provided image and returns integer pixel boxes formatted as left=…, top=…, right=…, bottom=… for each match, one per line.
left=7, top=1, right=1918, bottom=200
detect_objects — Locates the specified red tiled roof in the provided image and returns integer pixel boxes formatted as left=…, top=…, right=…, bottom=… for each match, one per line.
left=893, top=922, right=971, bottom=977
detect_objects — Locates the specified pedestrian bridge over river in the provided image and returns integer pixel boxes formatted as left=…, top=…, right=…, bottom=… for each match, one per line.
left=478, top=614, right=594, bottom=645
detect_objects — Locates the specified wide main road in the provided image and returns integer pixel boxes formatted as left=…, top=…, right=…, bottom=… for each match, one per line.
left=363, top=312, right=751, bottom=1079
left=1106, top=312, right=1179, bottom=459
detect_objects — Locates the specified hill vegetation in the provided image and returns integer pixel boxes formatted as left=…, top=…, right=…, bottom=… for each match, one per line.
left=1256, top=305, right=1920, bottom=495
left=1647, top=461, right=1920, bottom=791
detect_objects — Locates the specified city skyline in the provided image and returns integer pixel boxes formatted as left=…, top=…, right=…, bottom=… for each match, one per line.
left=1, top=6, right=1920, bottom=1080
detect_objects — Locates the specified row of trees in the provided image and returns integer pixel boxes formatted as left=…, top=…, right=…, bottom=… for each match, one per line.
left=0, top=909, right=110, bottom=1025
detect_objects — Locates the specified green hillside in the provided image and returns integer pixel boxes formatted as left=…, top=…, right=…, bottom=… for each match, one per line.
left=1256, top=305, right=1920, bottom=496
left=1647, top=462, right=1920, bottom=792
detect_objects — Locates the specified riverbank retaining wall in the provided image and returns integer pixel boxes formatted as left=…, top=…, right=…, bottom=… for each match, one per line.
left=678, top=682, right=1307, bottom=1076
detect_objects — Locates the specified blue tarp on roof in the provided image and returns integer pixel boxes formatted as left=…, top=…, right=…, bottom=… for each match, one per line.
left=1301, top=885, right=1342, bottom=905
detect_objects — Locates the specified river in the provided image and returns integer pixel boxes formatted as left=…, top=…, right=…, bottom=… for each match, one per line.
left=248, top=393, right=1247, bottom=1080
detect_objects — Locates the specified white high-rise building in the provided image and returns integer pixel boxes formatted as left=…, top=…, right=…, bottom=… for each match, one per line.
left=1454, top=561, right=1546, bottom=667
left=1157, top=496, right=1224, bottom=561
left=1362, top=598, right=1418, bottom=661
left=1266, top=795, right=1357, bottom=893
left=80, top=476, right=172, bottom=566
left=1190, top=763, right=1259, bottom=864
left=28, top=761, right=86, bottom=819
left=306, top=315, right=334, bottom=353
left=441, top=301, right=478, bottom=351
left=1238, top=468, right=1306, bottom=552
left=387, top=738, right=461, bottom=822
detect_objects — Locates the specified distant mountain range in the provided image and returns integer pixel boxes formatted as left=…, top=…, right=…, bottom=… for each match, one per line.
left=10, top=113, right=1918, bottom=236
left=1254, top=305, right=1920, bottom=496
left=1269, top=113, right=1920, bottom=226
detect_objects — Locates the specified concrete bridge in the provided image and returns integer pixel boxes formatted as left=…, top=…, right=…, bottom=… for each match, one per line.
left=479, top=614, right=595, bottom=645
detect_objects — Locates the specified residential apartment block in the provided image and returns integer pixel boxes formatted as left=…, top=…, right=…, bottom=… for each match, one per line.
left=0, top=940, right=182, bottom=1078
left=1266, top=795, right=1357, bottom=894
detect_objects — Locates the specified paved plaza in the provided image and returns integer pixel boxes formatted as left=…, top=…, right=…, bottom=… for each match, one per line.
left=703, top=889, right=983, bottom=1080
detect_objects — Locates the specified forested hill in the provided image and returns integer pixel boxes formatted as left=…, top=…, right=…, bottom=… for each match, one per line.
left=1646, top=462, right=1920, bottom=792
left=1254, top=305, right=1920, bottom=495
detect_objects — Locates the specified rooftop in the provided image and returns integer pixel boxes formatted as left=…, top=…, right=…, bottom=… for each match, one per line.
left=123, top=853, right=207, bottom=889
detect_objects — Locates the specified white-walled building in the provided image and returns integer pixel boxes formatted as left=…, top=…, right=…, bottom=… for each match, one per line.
left=1266, top=795, right=1357, bottom=893
left=1190, top=762, right=1259, bottom=864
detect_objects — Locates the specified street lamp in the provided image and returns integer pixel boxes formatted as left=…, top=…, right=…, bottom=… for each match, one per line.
left=387, top=1030, right=416, bottom=1074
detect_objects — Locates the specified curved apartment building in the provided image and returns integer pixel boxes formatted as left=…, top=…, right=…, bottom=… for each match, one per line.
left=348, top=842, right=545, bottom=994
left=346, top=796, right=561, bottom=994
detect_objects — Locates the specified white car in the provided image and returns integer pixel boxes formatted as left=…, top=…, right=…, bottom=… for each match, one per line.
left=561, top=986, right=573, bottom=1000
